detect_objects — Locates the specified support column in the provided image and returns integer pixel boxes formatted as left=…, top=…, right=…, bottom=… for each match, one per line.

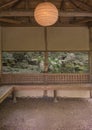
left=43, top=27, right=48, bottom=97
left=43, top=28, right=58, bottom=101
left=54, top=90, right=58, bottom=102
left=12, top=90, right=17, bottom=103
left=0, top=27, right=2, bottom=85
left=89, top=27, right=92, bottom=98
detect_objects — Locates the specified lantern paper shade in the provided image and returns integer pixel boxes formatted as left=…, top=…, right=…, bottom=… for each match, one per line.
left=34, top=2, right=58, bottom=26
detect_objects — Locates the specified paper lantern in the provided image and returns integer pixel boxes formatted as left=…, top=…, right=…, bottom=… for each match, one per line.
left=34, top=2, right=58, bottom=26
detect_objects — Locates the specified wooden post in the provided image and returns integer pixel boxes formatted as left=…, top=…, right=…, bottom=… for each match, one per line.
left=89, top=27, right=92, bottom=98
left=54, top=90, right=58, bottom=102
left=43, top=27, right=58, bottom=101
left=0, top=27, right=3, bottom=82
left=44, top=27, right=48, bottom=73
left=43, top=27, right=48, bottom=97
left=12, top=90, right=17, bottom=103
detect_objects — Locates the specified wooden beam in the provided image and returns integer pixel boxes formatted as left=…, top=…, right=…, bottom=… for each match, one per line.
left=0, top=18, right=22, bottom=24
left=11, top=0, right=22, bottom=9
left=1, top=21, right=86, bottom=27
left=70, top=0, right=85, bottom=11
left=77, top=0, right=92, bottom=10
left=0, top=0, right=19, bottom=9
left=73, top=18, right=92, bottom=24
left=60, top=0, right=65, bottom=11
left=0, top=11, right=92, bottom=17
left=59, top=12, right=92, bottom=17
left=72, top=0, right=92, bottom=11
left=25, top=0, right=29, bottom=10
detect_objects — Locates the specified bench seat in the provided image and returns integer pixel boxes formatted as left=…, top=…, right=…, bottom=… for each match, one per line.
left=13, top=84, right=92, bottom=102
left=0, top=86, right=13, bottom=104
left=0, top=84, right=92, bottom=103
left=13, top=84, right=92, bottom=91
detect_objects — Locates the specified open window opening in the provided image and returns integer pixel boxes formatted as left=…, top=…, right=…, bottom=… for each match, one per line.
left=2, top=51, right=89, bottom=74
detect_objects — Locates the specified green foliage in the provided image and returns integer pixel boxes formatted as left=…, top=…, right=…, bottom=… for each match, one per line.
left=48, top=52, right=88, bottom=73
left=2, top=52, right=88, bottom=73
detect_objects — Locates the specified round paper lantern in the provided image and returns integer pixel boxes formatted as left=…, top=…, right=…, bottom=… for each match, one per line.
left=34, top=2, right=58, bottom=26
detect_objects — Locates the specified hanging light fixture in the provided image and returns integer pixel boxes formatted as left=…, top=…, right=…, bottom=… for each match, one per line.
left=34, top=2, right=58, bottom=26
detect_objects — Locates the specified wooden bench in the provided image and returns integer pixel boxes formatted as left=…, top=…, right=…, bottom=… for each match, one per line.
left=0, top=86, right=13, bottom=104
left=0, top=73, right=92, bottom=103
left=13, top=84, right=92, bottom=91
left=0, top=84, right=92, bottom=103
left=12, top=84, right=92, bottom=102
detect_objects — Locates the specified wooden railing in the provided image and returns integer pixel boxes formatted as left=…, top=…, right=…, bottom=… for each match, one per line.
left=1, top=73, right=91, bottom=85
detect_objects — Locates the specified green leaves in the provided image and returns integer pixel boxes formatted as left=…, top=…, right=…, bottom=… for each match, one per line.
left=2, top=52, right=88, bottom=73
left=48, top=52, right=88, bottom=73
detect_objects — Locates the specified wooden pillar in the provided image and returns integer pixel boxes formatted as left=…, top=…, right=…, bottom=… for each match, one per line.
left=12, top=90, right=17, bottom=103
left=0, top=27, right=2, bottom=84
left=53, top=90, right=58, bottom=102
left=44, top=27, right=48, bottom=73
left=89, top=27, right=92, bottom=97
left=43, top=27, right=58, bottom=101
left=43, top=27, right=48, bottom=97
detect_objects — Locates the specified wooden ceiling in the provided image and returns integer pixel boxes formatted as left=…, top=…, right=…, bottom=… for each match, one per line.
left=0, top=0, right=92, bottom=27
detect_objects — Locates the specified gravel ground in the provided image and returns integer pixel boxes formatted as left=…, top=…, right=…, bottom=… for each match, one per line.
left=0, top=98, right=92, bottom=130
